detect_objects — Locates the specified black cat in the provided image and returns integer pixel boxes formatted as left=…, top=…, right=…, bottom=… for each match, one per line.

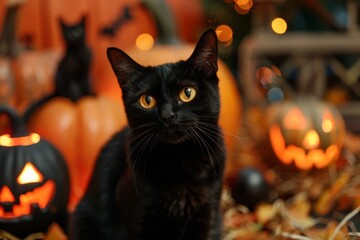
left=55, top=16, right=92, bottom=101
left=71, top=30, right=226, bottom=240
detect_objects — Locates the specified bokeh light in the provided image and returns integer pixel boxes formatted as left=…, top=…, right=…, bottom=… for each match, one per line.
left=271, top=18, right=287, bottom=34
left=256, top=66, right=275, bottom=86
left=271, top=65, right=282, bottom=77
left=267, top=87, right=284, bottom=102
left=216, top=25, right=233, bottom=43
left=234, top=0, right=253, bottom=15
left=136, top=33, right=154, bottom=51
left=235, top=0, right=250, bottom=5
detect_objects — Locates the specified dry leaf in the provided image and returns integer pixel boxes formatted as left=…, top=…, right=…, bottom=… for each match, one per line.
left=255, top=203, right=275, bottom=224
left=44, top=223, right=68, bottom=240
left=314, top=172, right=350, bottom=215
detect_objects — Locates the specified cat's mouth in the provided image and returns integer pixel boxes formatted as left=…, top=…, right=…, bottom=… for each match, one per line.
left=160, top=127, right=190, bottom=144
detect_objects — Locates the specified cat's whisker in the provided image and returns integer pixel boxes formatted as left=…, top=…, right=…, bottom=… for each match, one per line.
left=141, top=131, right=160, bottom=175
left=186, top=127, right=217, bottom=175
left=197, top=119, right=248, bottom=143
left=128, top=125, right=161, bottom=192
left=193, top=125, right=225, bottom=169
left=128, top=127, right=155, bottom=178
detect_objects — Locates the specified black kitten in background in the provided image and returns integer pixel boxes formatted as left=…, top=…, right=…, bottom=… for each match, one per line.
left=55, top=16, right=92, bottom=101
left=71, top=30, right=226, bottom=240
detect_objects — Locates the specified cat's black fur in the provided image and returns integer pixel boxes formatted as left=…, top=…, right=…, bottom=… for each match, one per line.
left=55, top=16, right=92, bottom=101
left=71, top=30, right=226, bottom=240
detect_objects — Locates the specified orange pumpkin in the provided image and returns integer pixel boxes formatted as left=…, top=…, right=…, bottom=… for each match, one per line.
left=26, top=94, right=127, bottom=211
left=267, top=99, right=346, bottom=170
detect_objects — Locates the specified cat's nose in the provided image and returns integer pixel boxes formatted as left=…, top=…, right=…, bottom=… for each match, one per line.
left=160, top=104, right=176, bottom=125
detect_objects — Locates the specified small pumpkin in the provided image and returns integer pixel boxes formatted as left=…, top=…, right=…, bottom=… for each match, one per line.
left=26, top=95, right=126, bottom=210
left=0, top=105, right=69, bottom=239
left=0, top=0, right=60, bottom=112
left=267, top=99, right=346, bottom=170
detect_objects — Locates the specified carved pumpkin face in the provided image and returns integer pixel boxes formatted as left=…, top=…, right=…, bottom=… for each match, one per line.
left=0, top=106, right=69, bottom=238
left=268, top=100, right=346, bottom=170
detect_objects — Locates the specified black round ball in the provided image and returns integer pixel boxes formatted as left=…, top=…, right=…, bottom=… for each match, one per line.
left=231, top=167, right=270, bottom=210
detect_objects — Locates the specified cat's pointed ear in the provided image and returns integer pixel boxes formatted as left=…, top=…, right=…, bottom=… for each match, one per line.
left=188, top=29, right=218, bottom=76
left=107, top=47, right=141, bottom=87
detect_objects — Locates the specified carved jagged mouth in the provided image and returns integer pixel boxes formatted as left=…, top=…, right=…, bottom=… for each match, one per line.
left=269, top=125, right=340, bottom=169
left=0, top=180, right=55, bottom=219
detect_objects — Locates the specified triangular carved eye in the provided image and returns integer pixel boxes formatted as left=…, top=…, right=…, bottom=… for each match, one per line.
left=0, top=186, right=15, bottom=202
left=322, top=110, right=334, bottom=133
left=283, top=107, right=307, bottom=130
left=17, top=163, right=44, bottom=184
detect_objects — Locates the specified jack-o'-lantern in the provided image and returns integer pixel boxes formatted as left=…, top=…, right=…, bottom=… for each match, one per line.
left=267, top=99, right=346, bottom=170
left=0, top=105, right=69, bottom=238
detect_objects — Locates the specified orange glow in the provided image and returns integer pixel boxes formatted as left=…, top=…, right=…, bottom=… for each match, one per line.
left=0, top=133, right=40, bottom=147
left=322, top=110, right=334, bottom=133
left=308, top=149, right=326, bottom=168
left=215, top=25, right=233, bottom=43
left=269, top=125, right=339, bottom=170
left=17, top=163, right=44, bottom=184
left=0, top=186, right=15, bottom=202
left=283, top=108, right=307, bottom=130
left=303, top=129, right=320, bottom=150
left=325, top=145, right=339, bottom=165
left=269, top=125, right=289, bottom=162
left=271, top=65, right=282, bottom=76
left=235, top=0, right=253, bottom=10
left=31, top=133, right=41, bottom=143
left=235, top=0, right=249, bottom=4
left=136, top=33, right=154, bottom=51
left=0, top=180, right=55, bottom=219
left=283, top=146, right=306, bottom=167
left=271, top=18, right=287, bottom=34
left=256, top=67, right=275, bottom=85
left=234, top=4, right=249, bottom=15
left=234, top=0, right=253, bottom=14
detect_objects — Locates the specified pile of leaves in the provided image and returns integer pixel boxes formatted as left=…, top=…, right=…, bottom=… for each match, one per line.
left=221, top=149, right=360, bottom=239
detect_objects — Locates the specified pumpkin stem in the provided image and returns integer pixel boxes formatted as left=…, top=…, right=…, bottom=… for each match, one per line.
left=141, top=0, right=180, bottom=44
left=0, top=0, right=25, bottom=57
left=0, top=104, right=28, bottom=137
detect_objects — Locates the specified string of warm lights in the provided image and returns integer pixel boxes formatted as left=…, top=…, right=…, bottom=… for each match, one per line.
left=134, top=0, right=288, bottom=53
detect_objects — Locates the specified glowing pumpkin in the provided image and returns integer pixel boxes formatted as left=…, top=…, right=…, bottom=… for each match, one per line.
left=267, top=99, right=346, bottom=170
left=0, top=105, right=69, bottom=238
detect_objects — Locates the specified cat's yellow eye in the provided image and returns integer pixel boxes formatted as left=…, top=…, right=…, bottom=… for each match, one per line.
left=139, top=94, right=156, bottom=109
left=179, top=87, right=196, bottom=102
